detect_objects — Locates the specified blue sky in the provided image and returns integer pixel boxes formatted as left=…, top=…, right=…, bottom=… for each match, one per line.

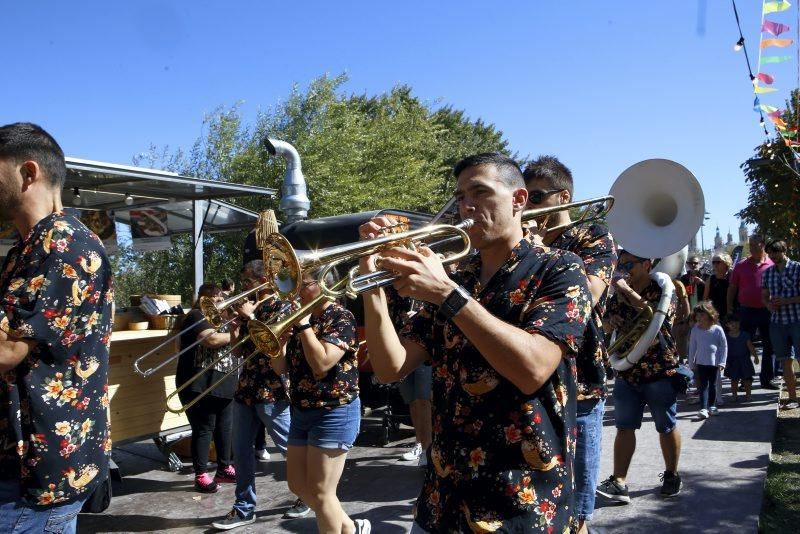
left=2, top=1, right=788, bottom=251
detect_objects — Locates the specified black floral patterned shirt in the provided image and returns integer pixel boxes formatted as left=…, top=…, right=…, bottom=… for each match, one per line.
left=550, top=223, right=616, bottom=401
left=605, top=279, right=679, bottom=385
left=286, top=303, right=359, bottom=409
left=0, top=212, right=113, bottom=506
left=401, top=235, right=593, bottom=533
left=234, top=296, right=294, bottom=405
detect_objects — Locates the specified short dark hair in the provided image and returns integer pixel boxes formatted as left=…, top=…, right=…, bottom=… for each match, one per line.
left=453, top=152, right=524, bottom=190
left=725, top=312, right=741, bottom=324
left=766, top=240, right=787, bottom=253
left=221, top=277, right=235, bottom=292
left=522, top=155, right=574, bottom=199
left=193, top=283, right=223, bottom=308
left=0, top=122, right=66, bottom=188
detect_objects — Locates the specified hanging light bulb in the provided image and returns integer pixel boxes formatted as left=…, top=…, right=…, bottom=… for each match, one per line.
left=72, top=187, right=82, bottom=206
left=124, top=193, right=134, bottom=206
left=734, top=37, right=745, bottom=52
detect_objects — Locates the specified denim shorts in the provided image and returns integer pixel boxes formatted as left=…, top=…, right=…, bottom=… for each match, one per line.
left=613, top=377, right=677, bottom=434
left=770, top=322, right=800, bottom=361
left=288, top=397, right=361, bottom=450
left=398, top=364, right=432, bottom=403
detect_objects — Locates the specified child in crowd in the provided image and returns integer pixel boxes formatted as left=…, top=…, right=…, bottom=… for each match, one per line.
left=688, top=301, right=728, bottom=419
left=723, top=313, right=759, bottom=402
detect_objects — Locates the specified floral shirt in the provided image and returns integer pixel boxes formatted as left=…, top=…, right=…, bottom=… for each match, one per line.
left=0, top=212, right=113, bottom=507
left=234, top=296, right=294, bottom=405
left=550, top=223, right=616, bottom=400
left=401, top=235, right=592, bottom=533
left=605, top=279, right=679, bottom=385
left=286, top=303, right=359, bottom=409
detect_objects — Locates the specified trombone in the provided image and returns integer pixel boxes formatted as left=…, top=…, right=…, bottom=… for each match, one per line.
left=317, top=195, right=614, bottom=299
left=165, top=278, right=348, bottom=414
left=133, top=288, right=268, bottom=378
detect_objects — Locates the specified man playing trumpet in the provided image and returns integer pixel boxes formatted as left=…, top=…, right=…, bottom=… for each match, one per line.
left=360, top=153, right=593, bottom=532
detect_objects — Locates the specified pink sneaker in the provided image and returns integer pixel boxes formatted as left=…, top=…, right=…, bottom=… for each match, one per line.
left=195, top=472, right=218, bottom=493
left=214, top=465, right=236, bottom=483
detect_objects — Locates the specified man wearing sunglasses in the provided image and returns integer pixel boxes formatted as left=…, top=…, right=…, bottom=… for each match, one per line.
left=597, top=250, right=683, bottom=502
left=523, top=156, right=616, bottom=534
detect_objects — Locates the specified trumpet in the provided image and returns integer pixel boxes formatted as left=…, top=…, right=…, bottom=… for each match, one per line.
left=317, top=195, right=614, bottom=299
left=165, top=279, right=348, bottom=414
left=262, top=219, right=473, bottom=300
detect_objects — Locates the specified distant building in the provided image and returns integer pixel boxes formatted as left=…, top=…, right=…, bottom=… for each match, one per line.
left=726, top=228, right=733, bottom=246
left=739, top=221, right=748, bottom=244
left=714, top=226, right=723, bottom=250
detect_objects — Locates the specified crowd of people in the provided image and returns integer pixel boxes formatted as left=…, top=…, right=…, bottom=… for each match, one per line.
left=0, top=121, right=798, bottom=533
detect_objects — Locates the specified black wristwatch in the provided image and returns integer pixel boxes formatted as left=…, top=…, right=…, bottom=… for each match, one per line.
left=296, top=323, right=313, bottom=332
left=438, top=285, right=471, bottom=320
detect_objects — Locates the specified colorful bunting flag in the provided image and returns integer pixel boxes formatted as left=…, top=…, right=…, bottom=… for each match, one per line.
left=760, top=55, right=792, bottom=64
left=757, top=72, right=776, bottom=84
left=760, top=104, right=779, bottom=113
left=755, top=85, right=779, bottom=93
left=772, top=116, right=788, bottom=128
left=768, top=109, right=784, bottom=119
left=762, top=20, right=791, bottom=36
left=764, top=1, right=792, bottom=14
left=761, top=38, right=794, bottom=48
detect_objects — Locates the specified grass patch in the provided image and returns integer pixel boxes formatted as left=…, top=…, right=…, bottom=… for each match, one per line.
left=759, top=410, right=800, bottom=533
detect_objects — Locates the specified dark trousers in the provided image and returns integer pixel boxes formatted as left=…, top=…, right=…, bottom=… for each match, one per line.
left=255, top=422, right=267, bottom=451
left=697, top=365, right=719, bottom=410
left=184, top=394, right=234, bottom=474
left=739, top=306, right=775, bottom=385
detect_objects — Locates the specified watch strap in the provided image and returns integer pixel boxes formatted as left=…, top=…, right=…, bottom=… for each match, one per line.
left=438, top=285, right=470, bottom=320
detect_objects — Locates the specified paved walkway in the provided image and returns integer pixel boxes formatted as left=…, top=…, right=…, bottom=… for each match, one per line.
left=77, top=379, right=779, bottom=533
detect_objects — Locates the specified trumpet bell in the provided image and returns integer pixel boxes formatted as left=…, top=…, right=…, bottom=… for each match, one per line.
left=607, top=159, right=704, bottom=259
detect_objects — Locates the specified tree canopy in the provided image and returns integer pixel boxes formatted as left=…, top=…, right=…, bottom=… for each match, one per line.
left=739, top=88, right=800, bottom=256
left=112, top=74, right=515, bottom=306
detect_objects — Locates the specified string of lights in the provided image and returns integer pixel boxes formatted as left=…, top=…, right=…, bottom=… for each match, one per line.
left=731, top=0, right=770, bottom=135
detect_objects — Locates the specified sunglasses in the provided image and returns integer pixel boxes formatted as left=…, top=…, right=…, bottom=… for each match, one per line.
left=711, top=260, right=722, bottom=264
left=527, top=189, right=563, bottom=204
left=617, top=259, right=642, bottom=272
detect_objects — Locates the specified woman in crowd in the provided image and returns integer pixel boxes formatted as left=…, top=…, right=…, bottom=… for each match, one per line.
left=703, top=252, right=732, bottom=321
left=177, top=283, right=239, bottom=493
left=274, top=269, right=370, bottom=534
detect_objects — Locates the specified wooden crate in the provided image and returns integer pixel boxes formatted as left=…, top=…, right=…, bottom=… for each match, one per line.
left=108, top=330, right=189, bottom=444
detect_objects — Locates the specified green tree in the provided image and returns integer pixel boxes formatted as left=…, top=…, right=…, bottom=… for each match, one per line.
left=739, top=89, right=800, bottom=256
left=113, top=74, right=515, bottom=307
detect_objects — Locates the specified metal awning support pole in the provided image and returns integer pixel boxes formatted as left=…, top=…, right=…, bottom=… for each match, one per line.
left=192, top=200, right=205, bottom=296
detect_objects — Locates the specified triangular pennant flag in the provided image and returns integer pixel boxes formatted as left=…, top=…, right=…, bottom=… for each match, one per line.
left=764, top=0, right=792, bottom=14
left=757, top=72, right=776, bottom=84
left=755, top=85, right=779, bottom=93
left=754, top=97, right=762, bottom=111
left=760, top=104, right=779, bottom=113
left=761, top=55, right=792, bottom=64
left=768, top=110, right=784, bottom=119
left=781, top=130, right=799, bottom=138
left=761, top=38, right=794, bottom=48
left=784, top=138, right=800, bottom=146
left=762, top=20, right=791, bottom=36
left=772, top=117, right=788, bottom=128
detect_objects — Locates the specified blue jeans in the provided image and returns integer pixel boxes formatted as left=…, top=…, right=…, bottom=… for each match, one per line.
left=288, top=398, right=361, bottom=450
left=613, top=377, right=678, bottom=433
left=739, top=306, right=775, bottom=384
left=233, top=399, right=291, bottom=518
left=574, top=398, right=605, bottom=521
left=0, top=480, right=86, bottom=534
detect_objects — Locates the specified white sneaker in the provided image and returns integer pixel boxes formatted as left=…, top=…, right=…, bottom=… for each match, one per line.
left=698, top=409, right=709, bottom=419
left=709, top=406, right=719, bottom=414
left=256, top=449, right=270, bottom=462
left=401, top=443, right=423, bottom=461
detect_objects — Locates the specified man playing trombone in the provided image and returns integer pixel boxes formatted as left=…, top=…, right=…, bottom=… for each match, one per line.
left=523, top=156, right=617, bottom=534
left=360, top=153, right=593, bottom=532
